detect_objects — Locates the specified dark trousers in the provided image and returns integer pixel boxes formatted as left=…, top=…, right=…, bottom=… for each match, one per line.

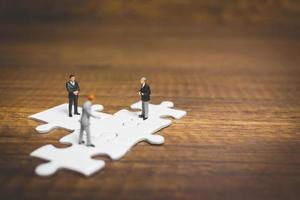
left=68, top=95, right=78, bottom=115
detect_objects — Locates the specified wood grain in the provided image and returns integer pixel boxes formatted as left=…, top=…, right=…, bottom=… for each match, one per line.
left=0, top=24, right=299, bottom=200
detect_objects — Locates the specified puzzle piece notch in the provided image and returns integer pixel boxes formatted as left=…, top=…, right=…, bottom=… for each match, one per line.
left=29, top=103, right=110, bottom=134
left=130, top=101, right=187, bottom=120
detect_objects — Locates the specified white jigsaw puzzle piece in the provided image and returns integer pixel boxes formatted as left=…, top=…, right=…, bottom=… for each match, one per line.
left=30, top=144, right=105, bottom=176
left=60, top=109, right=168, bottom=160
left=31, top=112, right=167, bottom=176
left=130, top=101, right=187, bottom=120
left=29, top=103, right=111, bottom=134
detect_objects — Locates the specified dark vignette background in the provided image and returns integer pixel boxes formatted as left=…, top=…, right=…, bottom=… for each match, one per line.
left=0, top=1, right=300, bottom=200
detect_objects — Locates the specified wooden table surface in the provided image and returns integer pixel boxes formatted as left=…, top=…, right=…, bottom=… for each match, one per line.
left=0, top=23, right=300, bottom=200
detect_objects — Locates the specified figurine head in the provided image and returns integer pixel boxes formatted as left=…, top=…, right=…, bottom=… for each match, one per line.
left=69, top=74, right=76, bottom=82
left=140, top=77, right=146, bottom=85
left=87, top=94, right=95, bottom=102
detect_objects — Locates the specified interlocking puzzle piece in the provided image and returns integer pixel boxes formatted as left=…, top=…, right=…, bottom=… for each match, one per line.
left=28, top=103, right=111, bottom=133
left=30, top=101, right=187, bottom=176
left=30, top=144, right=105, bottom=176
left=31, top=109, right=170, bottom=176
left=130, top=101, right=187, bottom=120
left=60, top=110, right=168, bottom=159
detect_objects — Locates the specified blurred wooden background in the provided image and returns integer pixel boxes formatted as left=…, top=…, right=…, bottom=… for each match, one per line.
left=0, top=1, right=300, bottom=200
left=1, top=0, right=300, bottom=26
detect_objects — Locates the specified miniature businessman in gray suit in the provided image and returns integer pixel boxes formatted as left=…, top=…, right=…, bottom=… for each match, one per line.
left=79, top=95, right=99, bottom=147
left=138, top=77, right=151, bottom=120
left=66, top=74, right=80, bottom=117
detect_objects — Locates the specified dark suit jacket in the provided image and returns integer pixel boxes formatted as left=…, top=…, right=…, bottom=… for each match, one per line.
left=140, top=83, right=151, bottom=101
left=66, top=81, right=80, bottom=98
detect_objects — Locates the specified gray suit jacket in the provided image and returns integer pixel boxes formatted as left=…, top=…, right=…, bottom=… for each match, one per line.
left=80, top=101, right=97, bottom=127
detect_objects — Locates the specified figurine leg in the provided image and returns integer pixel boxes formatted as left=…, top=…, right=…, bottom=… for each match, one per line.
left=79, top=125, right=84, bottom=144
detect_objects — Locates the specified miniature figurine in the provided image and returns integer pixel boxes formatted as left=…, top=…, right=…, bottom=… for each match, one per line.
left=138, top=77, right=151, bottom=120
left=66, top=74, right=80, bottom=117
left=79, top=95, right=99, bottom=147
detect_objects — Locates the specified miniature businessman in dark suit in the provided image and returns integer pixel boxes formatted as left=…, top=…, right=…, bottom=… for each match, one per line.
left=66, top=74, right=80, bottom=117
left=139, top=77, right=151, bottom=120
